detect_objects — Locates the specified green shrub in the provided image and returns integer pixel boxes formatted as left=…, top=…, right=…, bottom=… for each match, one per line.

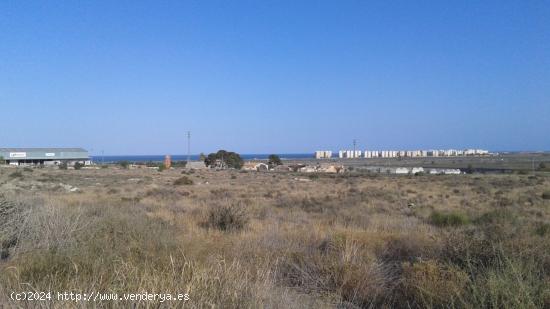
left=118, top=161, right=130, bottom=169
left=430, top=211, right=470, bottom=227
left=475, top=209, right=517, bottom=225
left=58, top=162, right=68, bottom=170
left=542, top=191, right=550, bottom=200
left=534, top=222, right=550, bottom=236
left=174, top=176, right=193, bottom=185
left=171, top=161, right=187, bottom=168
left=158, top=164, right=166, bottom=172
left=74, top=162, right=84, bottom=170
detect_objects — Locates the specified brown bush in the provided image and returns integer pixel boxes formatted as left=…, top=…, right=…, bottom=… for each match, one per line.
left=401, top=260, right=469, bottom=307
left=205, top=202, right=248, bottom=232
left=173, top=176, right=193, bottom=185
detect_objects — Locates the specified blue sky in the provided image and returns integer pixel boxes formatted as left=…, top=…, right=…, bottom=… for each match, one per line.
left=1, top=1, right=549, bottom=155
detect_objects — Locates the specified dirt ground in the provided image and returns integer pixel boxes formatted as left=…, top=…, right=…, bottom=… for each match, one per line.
left=1, top=166, right=549, bottom=308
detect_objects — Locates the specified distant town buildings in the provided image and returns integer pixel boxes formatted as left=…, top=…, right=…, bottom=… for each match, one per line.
left=315, top=151, right=332, bottom=159
left=242, top=162, right=270, bottom=171
left=187, top=161, right=207, bottom=169
left=338, top=150, right=362, bottom=159
left=318, top=148, right=491, bottom=159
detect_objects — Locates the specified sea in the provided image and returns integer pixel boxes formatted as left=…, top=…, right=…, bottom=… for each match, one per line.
left=90, top=153, right=314, bottom=163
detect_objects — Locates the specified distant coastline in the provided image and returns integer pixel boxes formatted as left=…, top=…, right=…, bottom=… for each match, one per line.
left=89, top=151, right=549, bottom=164
left=90, top=154, right=314, bottom=163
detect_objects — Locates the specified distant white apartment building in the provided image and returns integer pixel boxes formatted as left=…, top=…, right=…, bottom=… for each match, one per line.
left=465, top=149, right=489, bottom=156
left=315, top=150, right=332, bottom=159
left=339, top=150, right=362, bottom=159
left=336, top=148, right=490, bottom=159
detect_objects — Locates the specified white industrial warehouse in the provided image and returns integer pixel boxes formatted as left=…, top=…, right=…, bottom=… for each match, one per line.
left=0, top=148, right=90, bottom=166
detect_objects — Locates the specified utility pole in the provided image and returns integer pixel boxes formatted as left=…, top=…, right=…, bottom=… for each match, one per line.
left=353, top=139, right=357, bottom=157
left=187, top=131, right=191, bottom=162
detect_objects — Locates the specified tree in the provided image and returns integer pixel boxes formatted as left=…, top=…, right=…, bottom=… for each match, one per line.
left=0, top=156, right=5, bottom=164
left=119, top=161, right=130, bottom=169
left=74, top=162, right=84, bottom=170
left=268, top=154, right=282, bottom=168
left=204, top=150, right=243, bottom=169
left=539, top=162, right=547, bottom=170
left=199, top=153, right=207, bottom=162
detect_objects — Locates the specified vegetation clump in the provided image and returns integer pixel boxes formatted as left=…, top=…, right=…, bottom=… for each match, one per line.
left=173, top=176, right=193, bottom=186
left=205, top=203, right=248, bottom=232
left=542, top=191, right=550, bottom=200
left=534, top=222, right=550, bottom=236
left=268, top=154, right=282, bottom=168
left=204, top=150, right=243, bottom=169
left=8, top=171, right=23, bottom=179
left=118, top=161, right=130, bottom=169
left=402, top=260, right=469, bottom=307
left=430, top=211, right=470, bottom=227
left=171, top=161, right=187, bottom=168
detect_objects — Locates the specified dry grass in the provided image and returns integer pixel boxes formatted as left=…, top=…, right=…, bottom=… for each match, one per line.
left=1, top=167, right=550, bottom=308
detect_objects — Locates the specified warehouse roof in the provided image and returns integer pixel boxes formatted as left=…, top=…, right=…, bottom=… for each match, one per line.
left=0, top=148, right=89, bottom=161
left=0, top=148, right=87, bottom=152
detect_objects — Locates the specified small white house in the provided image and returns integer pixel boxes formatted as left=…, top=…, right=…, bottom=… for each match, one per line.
left=443, top=169, right=461, bottom=175
left=242, top=162, right=269, bottom=172
left=395, top=167, right=410, bottom=174
left=299, top=166, right=318, bottom=173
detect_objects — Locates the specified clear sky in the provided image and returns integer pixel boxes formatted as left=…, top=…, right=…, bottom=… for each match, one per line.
left=1, top=1, right=549, bottom=155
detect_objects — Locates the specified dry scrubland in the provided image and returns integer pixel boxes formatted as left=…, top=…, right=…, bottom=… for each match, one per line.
left=1, top=166, right=550, bottom=308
